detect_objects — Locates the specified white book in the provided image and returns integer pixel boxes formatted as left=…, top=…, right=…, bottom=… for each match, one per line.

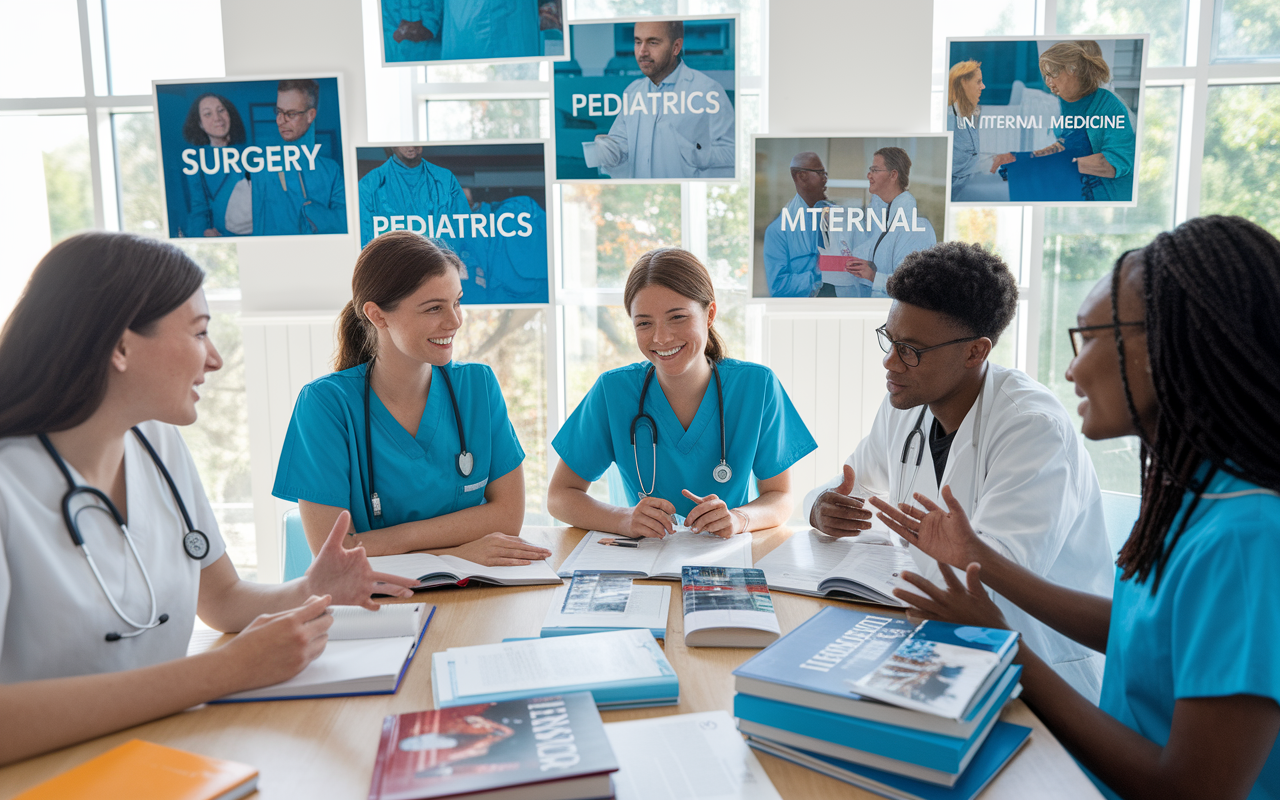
left=556, top=529, right=753, bottom=580
left=681, top=566, right=780, bottom=648
left=366, top=551, right=562, bottom=589
left=605, top=711, right=783, bottom=800
left=191, top=604, right=433, bottom=702
left=754, top=529, right=916, bottom=607
left=541, top=572, right=671, bottom=639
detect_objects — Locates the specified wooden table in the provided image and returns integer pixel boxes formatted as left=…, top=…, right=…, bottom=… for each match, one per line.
left=0, top=527, right=1103, bottom=799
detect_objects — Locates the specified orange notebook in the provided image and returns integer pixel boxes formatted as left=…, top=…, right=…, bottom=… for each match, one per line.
left=16, top=739, right=258, bottom=800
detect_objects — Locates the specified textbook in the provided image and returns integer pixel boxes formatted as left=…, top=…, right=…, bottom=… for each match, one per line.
left=555, top=529, right=752, bottom=580
left=367, top=552, right=562, bottom=589
left=745, top=720, right=1032, bottom=800
left=681, top=566, right=780, bottom=648
left=541, top=571, right=670, bottom=640
left=734, top=665, right=1021, bottom=785
left=14, top=739, right=257, bottom=800
left=367, top=693, right=619, bottom=800
left=432, top=629, right=678, bottom=710
left=732, top=606, right=1002, bottom=738
left=196, top=603, right=434, bottom=702
left=852, top=621, right=1020, bottom=720
left=753, top=529, right=916, bottom=606
left=604, top=710, right=783, bottom=800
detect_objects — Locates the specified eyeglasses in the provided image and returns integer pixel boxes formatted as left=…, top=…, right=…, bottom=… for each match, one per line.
left=275, top=107, right=312, bottom=121
left=1068, top=322, right=1145, bottom=357
left=792, top=167, right=827, bottom=177
left=867, top=167, right=893, bottom=174
left=876, top=325, right=979, bottom=368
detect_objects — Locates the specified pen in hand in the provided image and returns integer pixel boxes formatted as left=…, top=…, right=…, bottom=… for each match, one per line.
left=598, top=537, right=641, bottom=548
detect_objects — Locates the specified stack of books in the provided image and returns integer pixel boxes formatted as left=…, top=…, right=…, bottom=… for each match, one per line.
left=732, top=607, right=1031, bottom=800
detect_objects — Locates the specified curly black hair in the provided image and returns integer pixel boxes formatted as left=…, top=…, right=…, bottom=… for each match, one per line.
left=181, top=93, right=247, bottom=146
left=885, top=241, right=1019, bottom=343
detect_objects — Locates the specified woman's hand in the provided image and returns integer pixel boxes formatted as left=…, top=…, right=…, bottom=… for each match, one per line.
left=445, top=532, right=553, bottom=567
left=622, top=495, right=677, bottom=538
left=303, top=511, right=417, bottom=609
left=990, top=152, right=1017, bottom=172
left=682, top=490, right=737, bottom=538
left=220, top=594, right=334, bottom=690
left=845, top=257, right=876, bottom=281
left=895, top=563, right=1010, bottom=630
left=1033, top=141, right=1066, bottom=157
left=1073, top=153, right=1117, bottom=178
left=203, top=228, right=221, bottom=237
left=869, top=485, right=985, bottom=569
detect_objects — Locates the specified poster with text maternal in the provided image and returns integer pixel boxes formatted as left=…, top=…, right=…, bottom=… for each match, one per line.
left=379, top=0, right=569, bottom=67
left=944, top=35, right=1149, bottom=206
left=752, top=134, right=951, bottom=301
left=357, top=142, right=549, bottom=305
left=154, top=76, right=348, bottom=239
left=554, top=15, right=737, bottom=182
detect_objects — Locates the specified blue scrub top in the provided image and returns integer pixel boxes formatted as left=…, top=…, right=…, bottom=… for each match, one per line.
left=552, top=359, right=817, bottom=517
left=272, top=361, right=525, bottom=533
left=1052, top=89, right=1135, bottom=202
left=1090, top=467, right=1280, bottom=799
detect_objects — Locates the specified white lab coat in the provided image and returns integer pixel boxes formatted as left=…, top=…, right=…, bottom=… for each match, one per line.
left=803, top=363, right=1113, bottom=703
left=597, top=60, right=735, bottom=180
left=0, top=421, right=226, bottom=684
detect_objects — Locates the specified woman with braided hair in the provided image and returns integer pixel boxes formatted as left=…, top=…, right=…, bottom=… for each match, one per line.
left=871, top=215, right=1280, bottom=799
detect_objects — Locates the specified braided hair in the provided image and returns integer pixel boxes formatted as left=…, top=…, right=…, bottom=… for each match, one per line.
left=1115, top=215, right=1280, bottom=587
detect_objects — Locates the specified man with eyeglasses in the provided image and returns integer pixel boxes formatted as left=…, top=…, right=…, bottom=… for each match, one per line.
left=761, top=152, right=835, bottom=297
left=252, top=79, right=347, bottom=236
left=802, top=241, right=1114, bottom=702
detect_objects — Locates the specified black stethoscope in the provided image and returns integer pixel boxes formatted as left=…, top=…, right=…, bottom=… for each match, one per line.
left=363, top=361, right=472, bottom=525
left=895, top=407, right=928, bottom=507
left=38, top=427, right=211, bottom=642
left=629, top=359, right=731, bottom=499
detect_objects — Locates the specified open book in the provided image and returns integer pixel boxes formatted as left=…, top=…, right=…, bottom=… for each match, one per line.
left=367, top=552, right=561, bottom=589
left=556, top=529, right=753, bottom=580
left=753, top=529, right=916, bottom=606
left=190, top=604, right=434, bottom=702
left=541, top=572, right=671, bottom=639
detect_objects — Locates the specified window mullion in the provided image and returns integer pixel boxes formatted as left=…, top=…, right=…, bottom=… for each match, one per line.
left=1180, top=0, right=1216, bottom=222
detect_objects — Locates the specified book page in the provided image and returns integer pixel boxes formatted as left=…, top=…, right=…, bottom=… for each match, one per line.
left=327, top=604, right=424, bottom=640
left=754, top=529, right=859, bottom=593
left=365, top=552, right=452, bottom=583
left=449, top=631, right=668, bottom=697
left=434, top=554, right=561, bottom=584
left=223, top=637, right=415, bottom=700
left=826, top=543, right=917, bottom=606
left=650, top=530, right=752, bottom=578
left=556, top=531, right=663, bottom=576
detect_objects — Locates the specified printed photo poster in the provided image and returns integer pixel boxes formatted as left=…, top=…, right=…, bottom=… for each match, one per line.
left=751, top=135, right=951, bottom=300
left=379, top=0, right=568, bottom=67
left=944, top=35, right=1148, bottom=206
left=154, top=76, right=348, bottom=239
left=554, top=15, right=737, bottom=182
left=357, top=142, right=550, bottom=304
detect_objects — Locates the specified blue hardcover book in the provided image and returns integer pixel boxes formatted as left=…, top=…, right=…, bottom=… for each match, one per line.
left=746, top=720, right=1032, bottom=800
left=853, top=620, right=1019, bottom=720
left=734, top=664, right=1022, bottom=777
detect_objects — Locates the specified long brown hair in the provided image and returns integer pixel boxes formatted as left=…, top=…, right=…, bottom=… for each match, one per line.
left=948, top=60, right=982, bottom=119
left=0, top=232, right=205, bottom=437
left=623, top=247, right=726, bottom=362
left=335, top=232, right=464, bottom=371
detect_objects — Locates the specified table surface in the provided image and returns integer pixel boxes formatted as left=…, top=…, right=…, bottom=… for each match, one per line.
left=0, top=526, right=1104, bottom=800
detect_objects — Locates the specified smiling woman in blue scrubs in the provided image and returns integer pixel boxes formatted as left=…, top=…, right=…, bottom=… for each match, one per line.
left=273, top=231, right=550, bottom=565
left=548, top=248, right=816, bottom=538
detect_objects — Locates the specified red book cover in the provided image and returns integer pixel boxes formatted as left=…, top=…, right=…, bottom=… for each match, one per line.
left=368, top=692, right=618, bottom=800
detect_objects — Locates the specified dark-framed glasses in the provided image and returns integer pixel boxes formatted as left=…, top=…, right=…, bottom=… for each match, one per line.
left=1068, top=322, right=1146, bottom=357
left=876, top=324, right=979, bottom=368
left=792, top=167, right=828, bottom=177
left=275, top=107, right=312, bottom=120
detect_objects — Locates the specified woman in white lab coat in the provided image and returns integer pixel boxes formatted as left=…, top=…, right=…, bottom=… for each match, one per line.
left=0, top=231, right=417, bottom=765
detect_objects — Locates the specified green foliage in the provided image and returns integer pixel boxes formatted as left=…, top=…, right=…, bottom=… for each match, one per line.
left=1216, top=0, right=1280, bottom=59
left=1056, top=0, right=1187, bottom=66
left=41, top=137, right=93, bottom=243
left=1201, top=84, right=1280, bottom=235
left=427, top=99, right=545, bottom=140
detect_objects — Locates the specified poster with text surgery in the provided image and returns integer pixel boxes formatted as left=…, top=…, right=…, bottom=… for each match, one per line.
left=154, top=75, right=349, bottom=239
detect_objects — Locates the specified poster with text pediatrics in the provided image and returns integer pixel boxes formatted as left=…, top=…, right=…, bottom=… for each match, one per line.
left=751, top=134, right=951, bottom=301
left=379, top=0, right=569, bottom=67
left=944, top=35, right=1148, bottom=206
left=153, top=76, right=348, bottom=239
left=553, top=15, right=737, bottom=182
left=357, top=142, right=549, bottom=305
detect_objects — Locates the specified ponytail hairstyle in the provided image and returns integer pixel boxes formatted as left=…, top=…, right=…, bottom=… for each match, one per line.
left=335, top=232, right=465, bottom=371
left=0, top=231, right=205, bottom=437
left=623, top=247, right=726, bottom=362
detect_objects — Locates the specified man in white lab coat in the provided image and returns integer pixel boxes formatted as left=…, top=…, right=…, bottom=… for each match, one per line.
left=593, top=19, right=735, bottom=179
left=803, top=241, right=1113, bottom=703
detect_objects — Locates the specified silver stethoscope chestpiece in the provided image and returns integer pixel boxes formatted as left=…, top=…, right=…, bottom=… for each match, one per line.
left=713, top=461, right=732, bottom=484
left=457, top=451, right=474, bottom=478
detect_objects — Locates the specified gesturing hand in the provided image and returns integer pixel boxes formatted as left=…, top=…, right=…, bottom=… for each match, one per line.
left=810, top=464, right=872, bottom=537
left=682, top=489, right=736, bottom=538
left=303, top=511, right=416, bottom=610
left=894, top=563, right=1010, bottom=631
left=869, top=485, right=983, bottom=569
left=622, top=495, right=677, bottom=539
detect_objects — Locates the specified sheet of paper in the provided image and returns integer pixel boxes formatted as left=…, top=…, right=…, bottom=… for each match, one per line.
left=327, top=604, right=424, bottom=640
left=582, top=141, right=601, bottom=168
left=835, top=544, right=917, bottom=603
left=650, top=530, right=752, bottom=577
left=557, top=531, right=663, bottom=576
left=605, top=711, right=782, bottom=800
left=447, top=630, right=667, bottom=697
left=543, top=576, right=670, bottom=631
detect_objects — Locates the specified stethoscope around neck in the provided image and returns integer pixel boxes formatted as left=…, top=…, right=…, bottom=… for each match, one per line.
left=38, top=427, right=211, bottom=642
left=630, top=359, right=732, bottom=499
left=363, top=360, right=473, bottom=526
left=895, top=380, right=986, bottom=509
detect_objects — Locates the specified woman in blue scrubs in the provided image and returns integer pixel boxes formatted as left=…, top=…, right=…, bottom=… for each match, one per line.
left=548, top=248, right=817, bottom=538
left=874, top=216, right=1280, bottom=799
left=181, top=93, right=248, bottom=237
left=273, top=231, right=550, bottom=565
